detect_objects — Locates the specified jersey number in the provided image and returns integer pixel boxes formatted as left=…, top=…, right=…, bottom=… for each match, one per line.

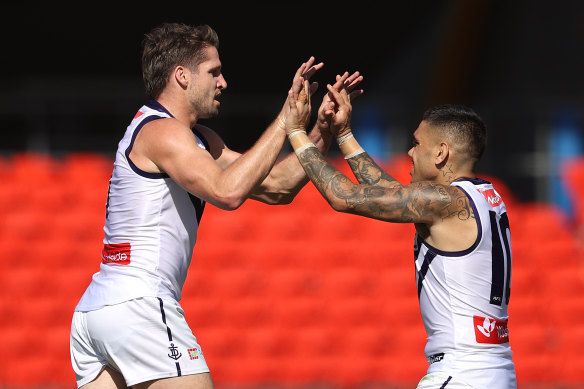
left=489, top=211, right=511, bottom=306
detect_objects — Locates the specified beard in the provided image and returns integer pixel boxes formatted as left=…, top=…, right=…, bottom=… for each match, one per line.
left=191, top=97, right=220, bottom=119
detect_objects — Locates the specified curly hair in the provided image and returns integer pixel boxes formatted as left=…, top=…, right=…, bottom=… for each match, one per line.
left=141, top=23, right=219, bottom=99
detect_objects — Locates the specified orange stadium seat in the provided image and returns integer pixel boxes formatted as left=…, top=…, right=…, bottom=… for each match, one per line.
left=1, top=208, right=54, bottom=242
left=263, top=267, right=320, bottom=298
left=52, top=210, right=106, bottom=242
left=324, top=297, right=383, bottom=328
left=3, top=151, right=584, bottom=388
left=318, top=267, right=379, bottom=300
left=270, top=296, right=328, bottom=329
left=548, top=295, right=584, bottom=327
left=512, top=202, right=572, bottom=241
left=62, top=152, right=114, bottom=177
left=9, top=152, right=62, bottom=182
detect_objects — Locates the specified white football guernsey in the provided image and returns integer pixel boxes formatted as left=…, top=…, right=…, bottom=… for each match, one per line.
left=414, top=178, right=516, bottom=387
left=75, top=100, right=208, bottom=311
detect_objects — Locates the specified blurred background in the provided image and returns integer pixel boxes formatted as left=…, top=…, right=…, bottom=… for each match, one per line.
left=1, top=1, right=584, bottom=388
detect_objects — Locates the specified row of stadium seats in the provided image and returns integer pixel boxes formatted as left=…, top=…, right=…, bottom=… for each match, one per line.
left=1, top=152, right=584, bottom=388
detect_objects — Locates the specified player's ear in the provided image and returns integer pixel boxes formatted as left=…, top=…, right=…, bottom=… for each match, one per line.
left=174, top=66, right=189, bottom=88
left=435, top=142, right=450, bottom=165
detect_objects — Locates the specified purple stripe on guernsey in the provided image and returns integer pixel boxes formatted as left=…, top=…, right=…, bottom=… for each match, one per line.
left=414, top=180, right=482, bottom=298
left=417, top=185, right=483, bottom=258
left=417, top=249, right=437, bottom=298
left=124, top=100, right=209, bottom=224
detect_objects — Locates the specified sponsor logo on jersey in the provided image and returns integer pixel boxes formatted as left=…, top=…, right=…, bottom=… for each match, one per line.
left=479, top=188, right=502, bottom=207
left=474, top=315, right=509, bottom=344
left=101, top=242, right=131, bottom=265
left=188, top=348, right=200, bottom=360
left=134, top=110, right=144, bottom=119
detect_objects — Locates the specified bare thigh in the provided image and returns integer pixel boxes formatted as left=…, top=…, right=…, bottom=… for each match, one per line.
left=81, top=367, right=127, bottom=389
left=133, top=372, right=215, bottom=389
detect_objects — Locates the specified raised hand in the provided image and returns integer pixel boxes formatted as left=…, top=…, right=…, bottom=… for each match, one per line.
left=284, top=75, right=312, bottom=136
left=316, top=71, right=363, bottom=135
left=276, top=57, right=323, bottom=131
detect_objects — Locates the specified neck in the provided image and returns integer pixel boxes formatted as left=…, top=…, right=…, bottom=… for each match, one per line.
left=438, top=163, right=475, bottom=185
left=157, top=93, right=198, bottom=128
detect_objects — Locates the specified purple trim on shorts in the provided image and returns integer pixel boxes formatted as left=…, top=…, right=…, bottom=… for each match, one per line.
left=440, top=376, right=452, bottom=388
left=158, top=298, right=182, bottom=377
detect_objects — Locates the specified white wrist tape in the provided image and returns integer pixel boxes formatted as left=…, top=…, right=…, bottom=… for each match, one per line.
left=336, top=132, right=354, bottom=146
left=295, top=142, right=317, bottom=156
left=288, top=130, right=307, bottom=140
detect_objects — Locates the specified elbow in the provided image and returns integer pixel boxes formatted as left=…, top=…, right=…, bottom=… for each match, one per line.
left=210, top=190, right=247, bottom=211
left=329, top=197, right=349, bottom=213
left=218, top=195, right=246, bottom=211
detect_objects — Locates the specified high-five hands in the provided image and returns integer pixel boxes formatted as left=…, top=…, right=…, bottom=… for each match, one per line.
left=323, top=71, right=363, bottom=138
left=285, top=69, right=313, bottom=136
left=278, top=57, right=323, bottom=132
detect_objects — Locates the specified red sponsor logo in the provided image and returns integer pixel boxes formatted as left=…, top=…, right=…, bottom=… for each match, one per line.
left=133, top=110, right=144, bottom=119
left=480, top=188, right=502, bottom=207
left=101, top=243, right=131, bottom=265
left=473, top=315, right=509, bottom=344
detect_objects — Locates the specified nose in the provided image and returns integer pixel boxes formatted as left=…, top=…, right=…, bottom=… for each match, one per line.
left=407, top=147, right=413, bottom=157
left=218, top=74, right=227, bottom=90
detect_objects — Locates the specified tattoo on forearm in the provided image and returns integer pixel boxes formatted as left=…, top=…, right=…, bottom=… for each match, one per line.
left=297, top=148, right=474, bottom=223
left=347, top=153, right=399, bottom=187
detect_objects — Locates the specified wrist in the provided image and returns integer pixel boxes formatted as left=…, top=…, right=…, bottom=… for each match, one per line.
left=287, top=129, right=307, bottom=140
left=336, top=131, right=354, bottom=146
left=337, top=131, right=364, bottom=159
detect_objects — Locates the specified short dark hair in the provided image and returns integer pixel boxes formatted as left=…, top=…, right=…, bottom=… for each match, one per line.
left=422, top=104, right=487, bottom=161
left=141, top=23, right=219, bottom=99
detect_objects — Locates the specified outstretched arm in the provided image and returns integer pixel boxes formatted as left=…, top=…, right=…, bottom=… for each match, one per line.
left=248, top=71, right=364, bottom=204
left=285, top=77, right=470, bottom=225
left=324, top=82, right=400, bottom=189
left=293, top=146, right=470, bottom=225
left=138, top=58, right=321, bottom=211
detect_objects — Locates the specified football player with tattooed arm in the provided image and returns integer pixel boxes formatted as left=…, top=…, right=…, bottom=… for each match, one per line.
left=285, top=77, right=516, bottom=388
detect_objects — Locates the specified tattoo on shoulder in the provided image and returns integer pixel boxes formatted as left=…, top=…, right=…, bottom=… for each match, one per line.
left=430, top=183, right=474, bottom=221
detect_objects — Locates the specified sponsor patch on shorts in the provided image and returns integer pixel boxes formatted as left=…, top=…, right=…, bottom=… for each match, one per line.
left=474, top=315, right=509, bottom=344
left=188, top=348, right=200, bottom=360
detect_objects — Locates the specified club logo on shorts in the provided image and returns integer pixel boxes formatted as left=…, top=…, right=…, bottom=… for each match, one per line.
left=188, top=348, right=200, bottom=360
left=168, top=343, right=182, bottom=360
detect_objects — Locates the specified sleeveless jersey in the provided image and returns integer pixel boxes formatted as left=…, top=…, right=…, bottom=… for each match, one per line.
left=75, top=100, right=208, bottom=311
left=414, top=178, right=513, bottom=359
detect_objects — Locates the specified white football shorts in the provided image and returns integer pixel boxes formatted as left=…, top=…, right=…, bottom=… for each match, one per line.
left=70, top=297, right=210, bottom=388
left=417, top=352, right=517, bottom=388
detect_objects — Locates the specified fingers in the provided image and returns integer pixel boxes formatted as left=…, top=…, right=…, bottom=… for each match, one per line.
left=345, top=72, right=363, bottom=92
left=310, top=82, right=319, bottom=96
left=349, top=89, right=364, bottom=101
left=326, top=83, right=350, bottom=106
left=298, top=80, right=309, bottom=104
left=302, top=56, right=324, bottom=81
left=332, top=72, right=350, bottom=91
